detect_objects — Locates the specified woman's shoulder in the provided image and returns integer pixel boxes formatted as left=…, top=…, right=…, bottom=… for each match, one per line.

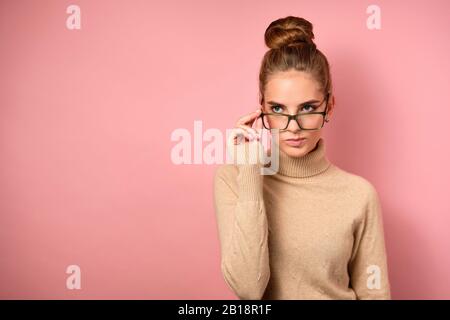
left=327, top=163, right=380, bottom=201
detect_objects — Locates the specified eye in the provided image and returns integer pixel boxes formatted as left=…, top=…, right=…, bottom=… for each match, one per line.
left=271, top=105, right=284, bottom=113
left=301, top=105, right=318, bottom=113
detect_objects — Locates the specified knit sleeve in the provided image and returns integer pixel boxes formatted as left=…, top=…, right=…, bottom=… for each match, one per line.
left=213, top=164, right=271, bottom=300
left=348, top=183, right=392, bottom=299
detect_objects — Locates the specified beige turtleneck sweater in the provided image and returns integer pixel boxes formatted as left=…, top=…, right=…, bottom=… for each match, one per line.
left=213, top=138, right=391, bottom=300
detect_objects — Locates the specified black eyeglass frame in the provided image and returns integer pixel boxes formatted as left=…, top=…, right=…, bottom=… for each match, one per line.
left=259, top=92, right=330, bottom=131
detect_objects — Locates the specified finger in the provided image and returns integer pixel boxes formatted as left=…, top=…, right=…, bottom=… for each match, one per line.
left=237, top=124, right=258, bottom=140
left=251, top=116, right=263, bottom=142
left=254, top=115, right=263, bottom=130
left=228, top=127, right=252, bottom=145
left=236, top=109, right=262, bottom=126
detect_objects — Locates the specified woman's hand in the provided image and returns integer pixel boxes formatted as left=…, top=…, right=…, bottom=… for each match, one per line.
left=227, top=108, right=269, bottom=166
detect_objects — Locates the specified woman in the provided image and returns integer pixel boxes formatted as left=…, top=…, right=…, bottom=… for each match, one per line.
left=213, top=16, right=391, bottom=300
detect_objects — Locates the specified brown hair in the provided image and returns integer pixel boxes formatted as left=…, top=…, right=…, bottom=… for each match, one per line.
left=258, top=16, right=333, bottom=108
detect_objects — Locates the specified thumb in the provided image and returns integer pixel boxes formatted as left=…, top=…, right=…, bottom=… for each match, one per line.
left=255, top=113, right=263, bottom=129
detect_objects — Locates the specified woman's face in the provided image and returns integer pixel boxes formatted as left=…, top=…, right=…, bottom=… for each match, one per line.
left=262, top=70, right=334, bottom=158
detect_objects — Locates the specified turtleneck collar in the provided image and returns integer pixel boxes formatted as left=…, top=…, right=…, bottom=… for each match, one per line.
left=268, top=137, right=332, bottom=178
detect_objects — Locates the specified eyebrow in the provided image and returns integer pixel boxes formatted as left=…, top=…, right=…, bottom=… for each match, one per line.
left=266, top=99, right=321, bottom=107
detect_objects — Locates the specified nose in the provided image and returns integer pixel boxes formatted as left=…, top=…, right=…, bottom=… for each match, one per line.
left=286, top=116, right=301, bottom=132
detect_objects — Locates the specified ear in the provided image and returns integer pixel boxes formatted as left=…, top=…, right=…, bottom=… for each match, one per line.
left=325, top=94, right=335, bottom=121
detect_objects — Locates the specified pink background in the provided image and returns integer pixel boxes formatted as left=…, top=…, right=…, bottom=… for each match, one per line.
left=1, top=0, right=449, bottom=299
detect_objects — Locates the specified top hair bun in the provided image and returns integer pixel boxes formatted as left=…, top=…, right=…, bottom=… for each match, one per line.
left=264, top=16, right=316, bottom=50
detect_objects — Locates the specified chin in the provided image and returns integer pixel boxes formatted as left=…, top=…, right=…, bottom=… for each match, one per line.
left=280, top=142, right=309, bottom=157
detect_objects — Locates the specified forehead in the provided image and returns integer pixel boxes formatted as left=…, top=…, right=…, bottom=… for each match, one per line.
left=265, top=70, right=322, bottom=101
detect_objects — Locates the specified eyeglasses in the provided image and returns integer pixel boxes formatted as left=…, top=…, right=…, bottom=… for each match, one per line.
left=260, top=92, right=330, bottom=130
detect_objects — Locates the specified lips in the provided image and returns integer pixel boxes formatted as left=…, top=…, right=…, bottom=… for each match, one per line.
left=284, top=137, right=306, bottom=147
left=285, top=137, right=306, bottom=141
